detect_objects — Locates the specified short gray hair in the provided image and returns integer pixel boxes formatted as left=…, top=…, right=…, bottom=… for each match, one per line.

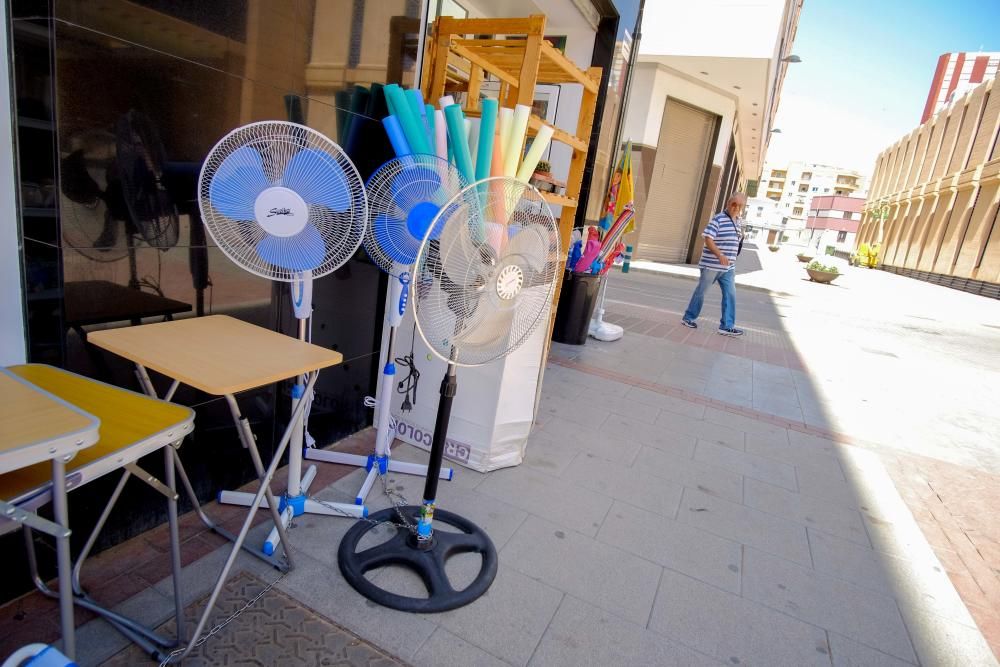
left=726, top=192, right=747, bottom=206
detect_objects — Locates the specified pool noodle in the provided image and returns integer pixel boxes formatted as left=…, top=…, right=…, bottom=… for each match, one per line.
left=381, top=115, right=411, bottom=157
left=475, top=98, right=498, bottom=182
left=467, top=118, right=480, bottom=165
left=438, top=95, right=456, bottom=110
left=516, top=125, right=555, bottom=183
left=504, top=104, right=530, bottom=177
left=443, top=104, right=475, bottom=183
left=384, top=84, right=430, bottom=154
left=490, top=130, right=504, bottom=178
left=406, top=89, right=431, bottom=144
left=434, top=109, right=447, bottom=161
left=498, top=108, right=513, bottom=165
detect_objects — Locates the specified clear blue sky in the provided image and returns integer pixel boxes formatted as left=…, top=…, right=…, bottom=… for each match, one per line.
left=765, top=0, right=1000, bottom=175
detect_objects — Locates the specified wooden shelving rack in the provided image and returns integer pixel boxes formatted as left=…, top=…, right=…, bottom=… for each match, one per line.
left=421, top=14, right=602, bottom=317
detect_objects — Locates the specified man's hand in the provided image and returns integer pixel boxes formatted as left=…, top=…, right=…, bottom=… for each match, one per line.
left=718, top=255, right=730, bottom=267
left=705, top=236, right=729, bottom=267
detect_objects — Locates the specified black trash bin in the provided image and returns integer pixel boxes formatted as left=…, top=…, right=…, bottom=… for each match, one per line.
left=552, top=270, right=603, bottom=345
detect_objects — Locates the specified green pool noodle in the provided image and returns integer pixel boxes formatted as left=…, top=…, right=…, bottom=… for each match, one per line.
left=384, top=84, right=430, bottom=154
left=444, top=104, right=475, bottom=183
left=475, top=98, right=498, bottom=182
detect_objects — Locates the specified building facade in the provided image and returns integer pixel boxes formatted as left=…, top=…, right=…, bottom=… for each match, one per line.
left=921, top=51, right=1000, bottom=124
left=620, top=0, right=802, bottom=264
left=805, top=195, right=863, bottom=253
left=858, top=76, right=1000, bottom=296
left=746, top=161, right=865, bottom=243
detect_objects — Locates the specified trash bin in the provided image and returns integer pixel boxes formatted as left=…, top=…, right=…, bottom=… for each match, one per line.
left=552, top=270, right=603, bottom=345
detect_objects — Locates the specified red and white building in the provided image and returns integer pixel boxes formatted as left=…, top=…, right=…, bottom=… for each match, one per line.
left=805, top=195, right=863, bottom=252
left=921, top=51, right=1000, bottom=123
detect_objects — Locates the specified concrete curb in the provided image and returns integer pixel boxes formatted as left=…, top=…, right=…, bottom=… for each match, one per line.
left=617, top=265, right=793, bottom=296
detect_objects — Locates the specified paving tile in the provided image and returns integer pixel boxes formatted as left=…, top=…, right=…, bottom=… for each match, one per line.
left=412, top=628, right=510, bottom=667
left=438, top=566, right=561, bottom=667
left=745, top=477, right=869, bottom=546
left=752, top=395, right=805, bottom=423
left=594, top=392, right=661, bottom=424
left=598, top=500, right=741, bottom=593
left=624, top=385, right=707, bottom=419
left=653, top=411, right=746, bottom=451
left=900, top=607, right=999, bottom=667
left=695, top=440, right=798, bottom=491
left=600, top=413, right=698, bottom=459
left=742, top=547, right=917, bottom=663
left=678, top=487, right=812, bottom=565
left=634, top=446, right=744, bottom=503
left=745, top=432, right=846, bottom=480
left=529, top=594, right=721, bottom=667
left=648, top=569, right=832, bottom=666
left=538, top=394, right=610, bottom=429
left=828, top=632, right=917, bottom=667
left=522, top=433, right=582, bottom=477
left=543, top=365, right=633, bottom=398
left=796, top=463, right=865, bottom=509
left=700, top=407, right=790, bottom=441
left=562, top=453, right=683, bottom=518
left=500, top=516, right=661, bottom=626
left=807, top=528, right=975, bottom=627
left=538, top=415, right=640, bottom=465
left=476, top=467, right=612, bottom=537
left=752, top=361, right=795, bottom=386
left=276, top=550, right=437, bottom=662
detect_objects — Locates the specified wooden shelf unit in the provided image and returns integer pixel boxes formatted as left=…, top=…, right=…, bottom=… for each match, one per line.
left=421, top=14, right=601, bottom=323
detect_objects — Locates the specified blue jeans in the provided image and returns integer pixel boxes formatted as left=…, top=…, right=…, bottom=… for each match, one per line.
left=683, top=268, right=736, bottom=329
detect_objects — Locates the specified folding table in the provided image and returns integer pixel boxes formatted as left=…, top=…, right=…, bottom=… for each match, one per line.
left=0, top=364, right=195, bottom=661
left=88, top=315, right=348, bottom=660
left=0, top=366, right=99, bottom=660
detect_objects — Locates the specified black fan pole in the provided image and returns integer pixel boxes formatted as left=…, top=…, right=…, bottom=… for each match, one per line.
left=416, top=363, right=457, bottom=544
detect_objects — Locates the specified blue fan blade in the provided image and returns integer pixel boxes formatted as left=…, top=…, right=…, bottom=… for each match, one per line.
left=391, top=166, right=441, bottom=212
left=256, top=223, right=325, bottom=271
left=282, top=148, right=352, bottom=212
left=209, top=146, right=270, bottom=220
left=371, top=213, right=421, bottom=265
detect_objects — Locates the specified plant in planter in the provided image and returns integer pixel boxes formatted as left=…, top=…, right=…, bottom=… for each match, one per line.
left=806, top=259, right=840, bottom=283
left=529, top=159, right=565, bottom=195
left=796, top=251, right=814, bottom=263
left=768, top=245, right=780, bottom=252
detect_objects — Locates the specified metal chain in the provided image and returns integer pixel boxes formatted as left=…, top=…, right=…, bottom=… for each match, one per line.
left=157, top=565, right=288, bottom=667
left=156, top=469, right=417, bottom=664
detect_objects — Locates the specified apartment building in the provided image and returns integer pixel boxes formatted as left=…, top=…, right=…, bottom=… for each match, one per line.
left=805, top=195, right=863, bottom=252
left=747, top=161, right=865, bottom=242
left=921, top=51, right=1000, bottom=124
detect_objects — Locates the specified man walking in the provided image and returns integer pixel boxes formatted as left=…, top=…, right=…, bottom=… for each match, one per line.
left=681, top=192, right=746, bottom=336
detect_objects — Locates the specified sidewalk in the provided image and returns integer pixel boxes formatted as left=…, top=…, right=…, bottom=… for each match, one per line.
left=3, top=247, right=998, bottom=666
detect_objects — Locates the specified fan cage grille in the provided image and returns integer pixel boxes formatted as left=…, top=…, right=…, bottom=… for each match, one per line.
left=198, top=121, right=366, bottom=282
left=413, top=177, right=559, bottom=367
left=364, top=154, right=466, bottom=277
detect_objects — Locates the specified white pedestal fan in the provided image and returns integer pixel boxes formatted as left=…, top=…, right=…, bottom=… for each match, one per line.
left=198, top=121, right=369, bottom=557
left=339, top=176, right=559, bottom=612
left=305, top=154, right=465, bottom=504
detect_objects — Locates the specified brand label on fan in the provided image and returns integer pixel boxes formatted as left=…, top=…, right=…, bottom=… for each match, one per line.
left=254, top=186, right=308, bottom=237
left=496, top=264, right=524, bottom=300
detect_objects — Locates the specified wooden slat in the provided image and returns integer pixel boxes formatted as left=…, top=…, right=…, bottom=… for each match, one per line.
left=539, top=41, right=599, bottom=92
left=450, top=42, right=519, bottom=87
left=541, top=192, right=578, bottom=208
left=436, top=15, right=540, bottom=37
left=462, top=108, right=587, bottom=152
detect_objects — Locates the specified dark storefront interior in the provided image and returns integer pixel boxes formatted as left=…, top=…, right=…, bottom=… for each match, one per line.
left=6, top=0, right=420, bottom=601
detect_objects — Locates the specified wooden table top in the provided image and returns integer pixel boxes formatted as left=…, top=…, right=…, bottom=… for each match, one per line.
left=0, top=367, right=100, bottom=475
left=87, top=315, right=344, bottom=395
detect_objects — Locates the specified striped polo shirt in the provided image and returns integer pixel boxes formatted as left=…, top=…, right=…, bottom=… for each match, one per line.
left=698, top=211, right=741, bottom=271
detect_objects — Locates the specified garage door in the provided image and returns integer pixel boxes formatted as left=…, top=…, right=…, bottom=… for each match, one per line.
left=637, top=99, right=717, bottom=263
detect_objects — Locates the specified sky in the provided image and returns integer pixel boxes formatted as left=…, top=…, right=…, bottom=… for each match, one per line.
left=764, top=0, right=1000, bottom=176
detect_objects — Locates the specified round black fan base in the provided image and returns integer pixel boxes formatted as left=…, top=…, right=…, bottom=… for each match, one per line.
left=338, top=506, right=498, bottom=613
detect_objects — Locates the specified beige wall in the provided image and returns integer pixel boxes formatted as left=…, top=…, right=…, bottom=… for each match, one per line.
left=859, top=77, right=1000, bottom=284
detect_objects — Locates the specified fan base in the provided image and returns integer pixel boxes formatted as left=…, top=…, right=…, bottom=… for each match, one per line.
left=338, top=507, right=497, bottom=613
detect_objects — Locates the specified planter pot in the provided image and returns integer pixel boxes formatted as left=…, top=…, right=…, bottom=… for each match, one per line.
left=796, top=254, right=813, bottom=263
left=768, top=246, right=780, bottom=252
left=806, top=268, right=839, bottom=283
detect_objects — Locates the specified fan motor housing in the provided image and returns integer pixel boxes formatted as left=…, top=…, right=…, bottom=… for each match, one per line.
left=254, top=187, right=309, bottom=237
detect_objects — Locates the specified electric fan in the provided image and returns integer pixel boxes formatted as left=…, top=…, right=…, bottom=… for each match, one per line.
left=339, top=176, right=559, bottom=612
left=198, top=120, right=369, bottom=557
left=116, top=110, right=180, bottom=251
left=306, top=154, right=466, bottom=504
